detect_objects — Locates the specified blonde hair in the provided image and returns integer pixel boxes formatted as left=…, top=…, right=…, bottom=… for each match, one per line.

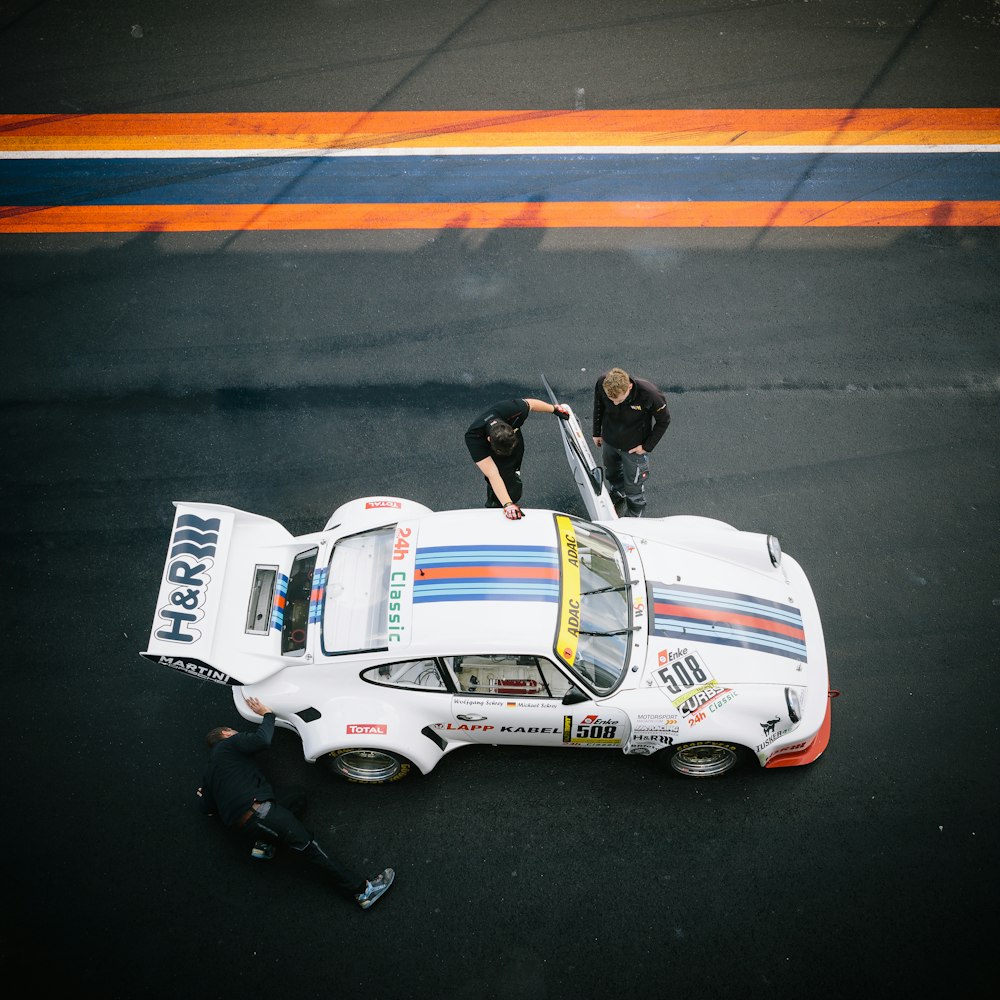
left=603, top=368, right=631, bottom=399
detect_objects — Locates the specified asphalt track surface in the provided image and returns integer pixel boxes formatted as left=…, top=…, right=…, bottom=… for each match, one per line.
left=2, top=2, right=999, bottom=998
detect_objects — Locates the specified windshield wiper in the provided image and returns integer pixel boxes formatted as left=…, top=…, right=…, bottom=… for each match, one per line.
left=577, top=627, right=638, bottom=637
left=580, top=580, right=638, bottom=597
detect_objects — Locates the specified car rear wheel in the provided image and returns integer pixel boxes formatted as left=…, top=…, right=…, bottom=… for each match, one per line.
left=666, top=741, right=745, bottom=778
left=324, top=747, right=413, bottom=783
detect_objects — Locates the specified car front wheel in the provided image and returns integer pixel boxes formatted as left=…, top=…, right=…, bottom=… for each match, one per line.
left=666, top=741, right=745, bottom=778
left=324, top=747, right=413, bottom=783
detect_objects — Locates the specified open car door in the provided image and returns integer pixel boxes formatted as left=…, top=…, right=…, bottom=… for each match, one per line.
left=542, top=375, right=619, bottom=522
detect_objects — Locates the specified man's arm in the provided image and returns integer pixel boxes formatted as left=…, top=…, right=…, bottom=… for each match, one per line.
left=475, top=456, right=514, bottom=507
left=524, top=398, right=569, bottom=418
left=640, top=392, right=671, bottom=453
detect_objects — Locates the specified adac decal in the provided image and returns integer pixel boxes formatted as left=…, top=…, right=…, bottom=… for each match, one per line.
left=366, top=500, right=402, bottom=509
left=554, top=515, right=581, bottom=668
left=412, top=543, right=559, bottom=604
left=346, top=723, right=387, bottom=735
left=648, top=582, right=807, bottom=662
left=562, top=713, right=622, bottom=745
left=388, top=525, right=414, bottom=643
left=141, top=652, right=236, bottom=686
left=154, top=513, right=221, bottom=644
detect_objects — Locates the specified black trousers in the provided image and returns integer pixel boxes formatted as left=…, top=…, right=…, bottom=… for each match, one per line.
left=243, top=794, right=363, bottom=896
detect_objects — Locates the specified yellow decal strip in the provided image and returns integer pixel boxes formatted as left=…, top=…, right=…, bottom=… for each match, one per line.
left=554, top=515, right=581, bottom=668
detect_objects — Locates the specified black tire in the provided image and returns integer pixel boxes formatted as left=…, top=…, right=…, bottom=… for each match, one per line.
left=324, top=747, right=413, bottom=784
left=664, top=741, right=747, bottom=778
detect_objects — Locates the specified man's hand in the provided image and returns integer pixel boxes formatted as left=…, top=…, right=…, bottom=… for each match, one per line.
left=628, top=445, right=647, bottom=455
left=553, top=403, right=571, bottom=420
left=503, top=502, right=525, bottom=520
left=245, top=695, right=274, bottom=716
left=593, top=436, right=603, bottom=447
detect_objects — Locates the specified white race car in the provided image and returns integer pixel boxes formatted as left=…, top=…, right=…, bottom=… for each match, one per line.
left=142, top=402, right=832, bottom=781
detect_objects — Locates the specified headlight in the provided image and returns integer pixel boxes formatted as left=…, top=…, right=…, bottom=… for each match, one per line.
left=767, top=534, right=782, bottom=567
left=785, top=686, right=804, bottom=724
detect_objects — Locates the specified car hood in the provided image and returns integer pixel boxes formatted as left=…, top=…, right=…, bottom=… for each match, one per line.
left=620, top=518, right=820, bottom=693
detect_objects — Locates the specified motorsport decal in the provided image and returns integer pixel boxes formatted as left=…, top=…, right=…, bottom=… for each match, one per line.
left=270, top=572, right=289, bottom=630
left=4, top=110, right=999, bottom=233
left=388, top=525, right=415, bottom=642
left=140, top=652, right=236, bottom=686
left=346, top=723, right=387, bottom=735
left=154, top=512, right=221, bottom=644
left=308, top=566, right=328, bottom=625
left=412, top=544, right=559, bottom=604
left=554, top=515, right=581, bottom=668
left=562, top=714, right=623, bottom=745
left=365, top=500, right=402, bottom=509
left=648, top=583, right=807, bottom=662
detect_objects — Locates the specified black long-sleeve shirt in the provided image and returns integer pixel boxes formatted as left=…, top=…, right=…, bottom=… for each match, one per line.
left=199, top=713, right=276, bottom=828
left=593, top=375, right=671, bottom=452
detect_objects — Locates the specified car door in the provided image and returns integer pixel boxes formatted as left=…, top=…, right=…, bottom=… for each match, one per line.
left=443, top=653, right=630, bottom=749
left=541, top=374, right=619, bottom=522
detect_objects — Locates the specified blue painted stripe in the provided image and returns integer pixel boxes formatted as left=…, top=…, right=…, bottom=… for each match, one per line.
left=414, top=590, right=559, bottom=604
left=3, top=152, right=998, bottom=205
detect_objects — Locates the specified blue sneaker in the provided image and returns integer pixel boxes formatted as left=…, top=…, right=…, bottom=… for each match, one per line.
left=251, top=840, right=275, bottom=860
left=356, top=868, right=395, bottom=909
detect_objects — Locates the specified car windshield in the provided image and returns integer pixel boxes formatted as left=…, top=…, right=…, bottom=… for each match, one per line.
left=553, top=515, right=631, bottom=693
left=322, top=524, right=396, bottom=653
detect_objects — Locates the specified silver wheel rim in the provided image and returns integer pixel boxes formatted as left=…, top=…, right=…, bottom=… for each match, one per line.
left=332, top=749, right=401, bottom=782
left=670, top=743, right=738, bottom=777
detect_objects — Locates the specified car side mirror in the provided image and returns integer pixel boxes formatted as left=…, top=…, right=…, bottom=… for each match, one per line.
left=562, top=686, right=590, bottom=705
left=590, top=466, right=604, bottom=494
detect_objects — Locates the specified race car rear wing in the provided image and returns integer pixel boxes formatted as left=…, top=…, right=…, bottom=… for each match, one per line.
left=141, top=501, right=296, bottom=686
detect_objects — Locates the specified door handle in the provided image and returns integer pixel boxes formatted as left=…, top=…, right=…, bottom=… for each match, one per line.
left=456, top=714, right=487, bottom=721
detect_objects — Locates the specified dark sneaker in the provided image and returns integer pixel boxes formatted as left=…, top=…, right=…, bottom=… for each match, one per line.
left=356, top=868, right=395, bottom=909
left=251, top=840, right=275, bottom=860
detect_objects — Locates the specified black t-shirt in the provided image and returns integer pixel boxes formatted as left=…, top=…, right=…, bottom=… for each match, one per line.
left=199, top=714, right=276, bottom=828
left=464, top=398, right=530, bottom=467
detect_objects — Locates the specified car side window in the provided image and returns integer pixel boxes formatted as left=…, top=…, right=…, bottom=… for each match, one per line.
left=362, top=659, right=447, bottom=691
left=444, top=655, right=572, bottom=699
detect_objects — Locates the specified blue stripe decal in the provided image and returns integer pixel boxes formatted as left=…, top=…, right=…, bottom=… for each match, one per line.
left=271, top=573, right=289, bottom=631
left=4, top=152, right=999, bottom=206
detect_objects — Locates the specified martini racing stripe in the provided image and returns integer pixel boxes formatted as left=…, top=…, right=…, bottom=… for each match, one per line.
left=270, top=573, right=289, bottom=630
left=649, top=583, right=807, bottom=662
left=309, top=566, right=328, bottom=625
left=414, top=545, right=559, bottom=604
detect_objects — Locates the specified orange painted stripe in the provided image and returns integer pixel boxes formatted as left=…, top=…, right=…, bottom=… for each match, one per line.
left=1, top=109, right=998, bottom=150
left=418, top=565, right=560, bottom=580
left=665, top=603, right=806, bottom=641
left=2, top=201, right=998, bottom=231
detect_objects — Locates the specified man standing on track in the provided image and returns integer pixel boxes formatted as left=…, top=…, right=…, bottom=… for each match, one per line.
left=592, top=367, right=670, bottom=517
